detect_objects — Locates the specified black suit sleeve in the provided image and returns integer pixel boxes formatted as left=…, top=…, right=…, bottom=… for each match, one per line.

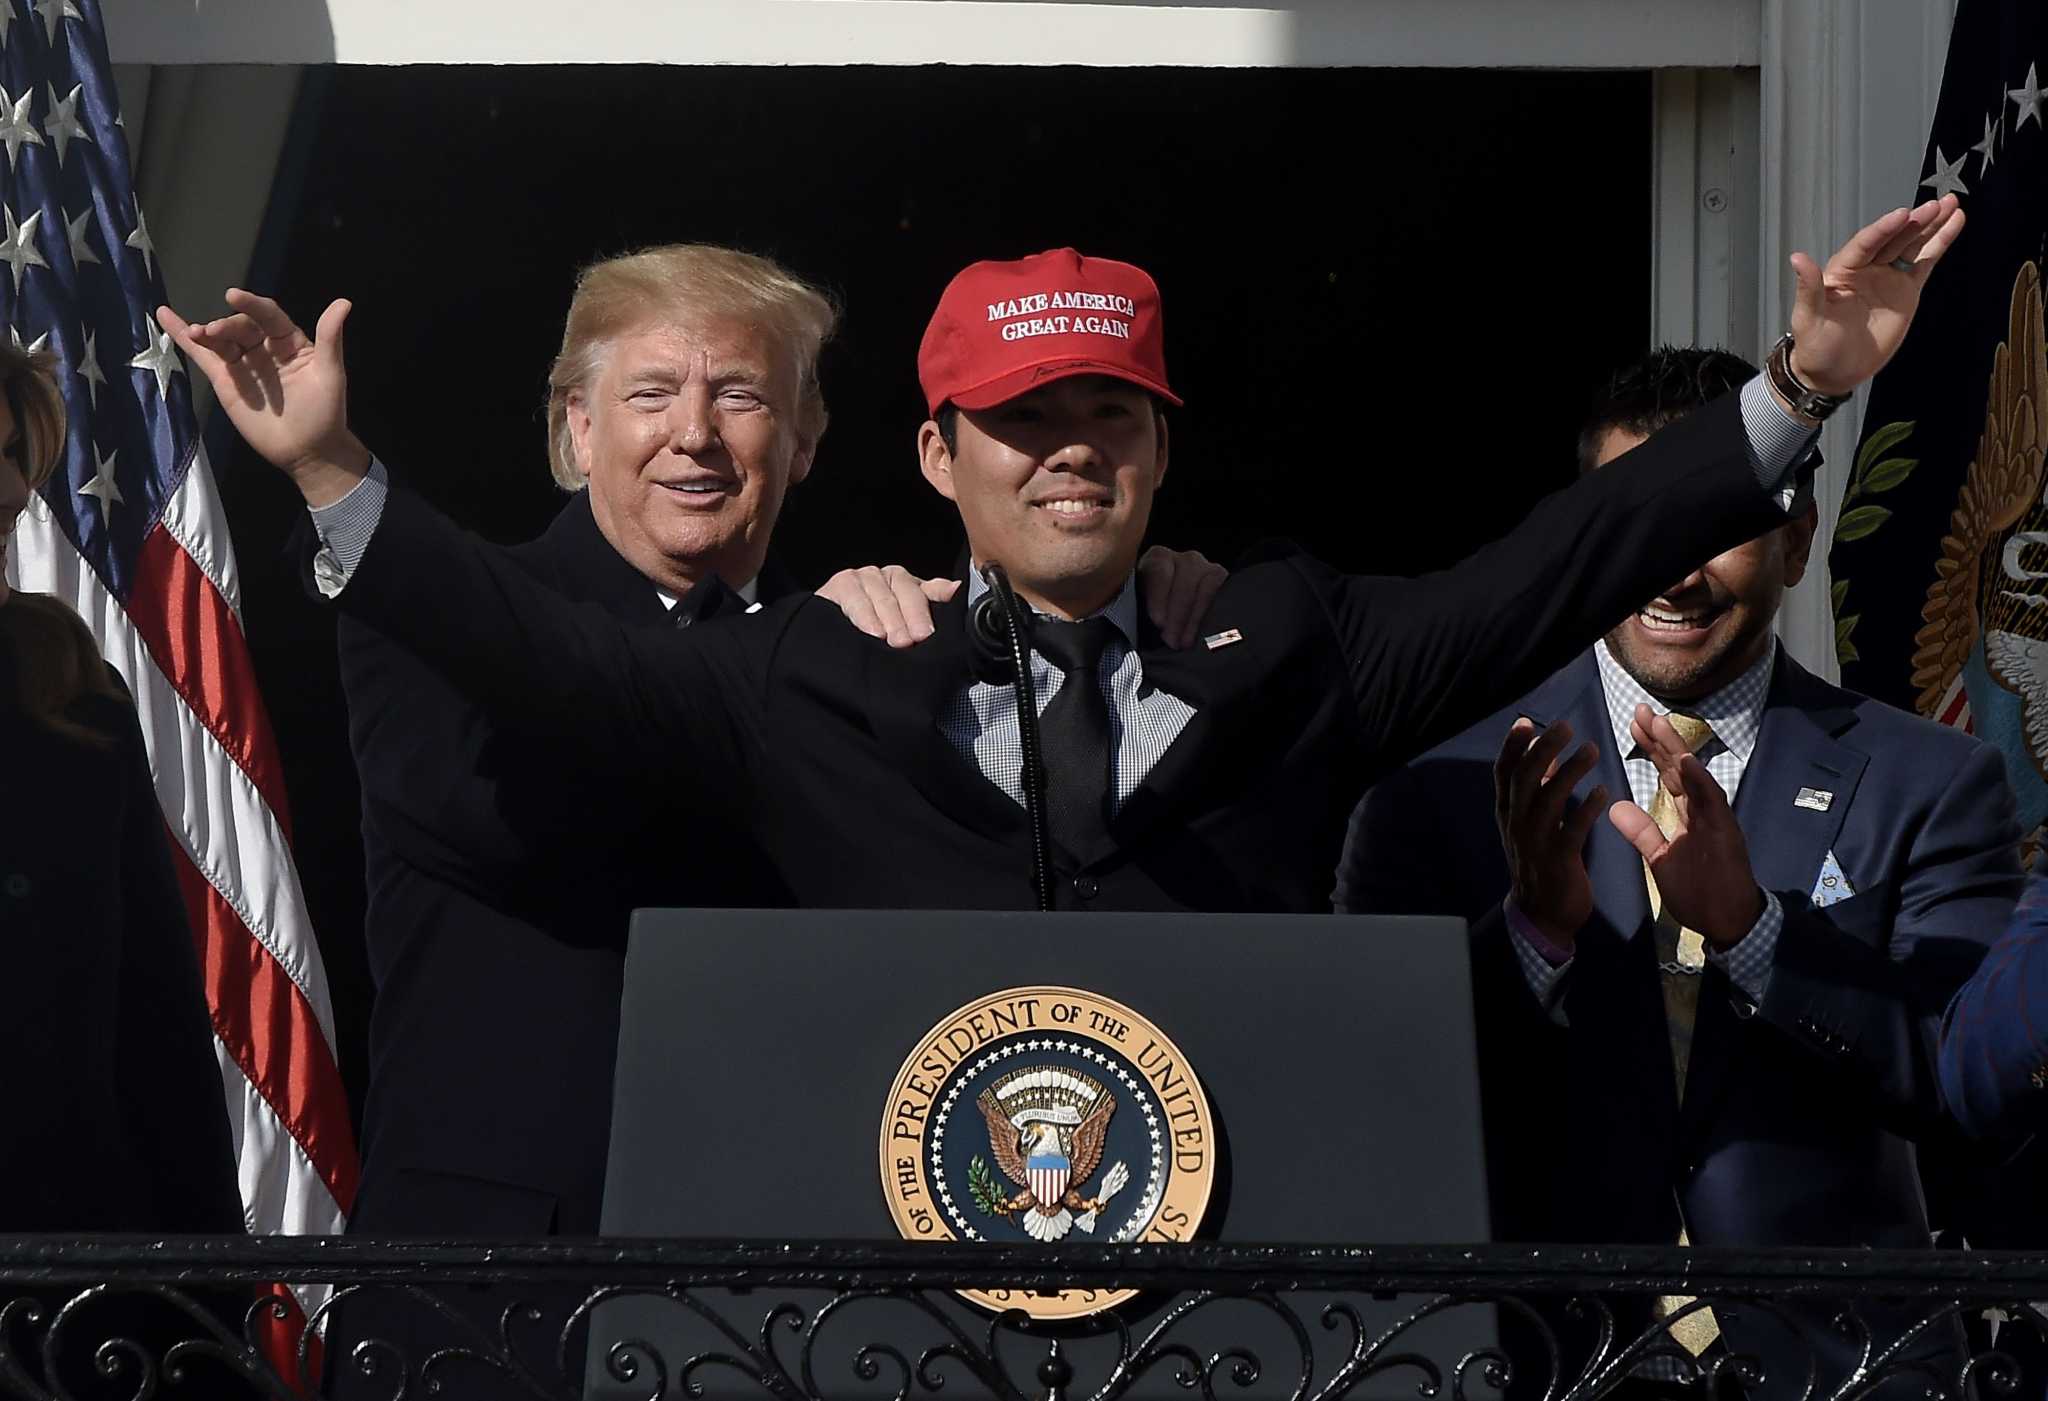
left=1764, top=741, right=2022, bottom=1130
left=1297, top=393, right=1788, bottom=771
left=1334, top=773, right=1460, bottom=915
left=104, top=697, right=247, bottom=1235
left=339, top=615, right=540, bottom=878
left=330, top=488, right=773, bottom=816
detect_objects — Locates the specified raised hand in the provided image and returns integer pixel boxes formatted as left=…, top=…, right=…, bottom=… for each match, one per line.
left=156, top=290, right=369, bottom=505
left=1787, top=194, right=1965, bottom=397
left=1608, top=706, right=1765, bottom=948
left=1494, top=717, right=1607, bottom=954
left=1137, top=545, right=1227, bottom=650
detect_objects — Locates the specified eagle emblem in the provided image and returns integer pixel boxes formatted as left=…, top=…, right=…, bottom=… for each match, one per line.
left=969, top=1065, right=1130, bottom=1242
left=1904, top=260, right=2048, bottom=836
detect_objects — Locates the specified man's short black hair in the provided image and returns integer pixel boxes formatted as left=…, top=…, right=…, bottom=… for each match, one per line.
left=933, top=393, right=1169, bottom=458
left=1577, top=345, right=1759, bottom=474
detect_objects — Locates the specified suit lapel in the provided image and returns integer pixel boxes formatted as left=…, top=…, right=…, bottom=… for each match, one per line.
left=1676, top=652, right=1865, bottom=1142
left=540, top=491, right=802, bottom=622
left=1508, top=653, right=1652, bottom=946
left=537, top=493, right=675, bottom=625
left=867, top=587, right=1030, bottom=842
left=1534, top=655, right=1684, bottom=1143
left=1095, top=594, right=1270, bottom=868
left=1729, top=656, right=1864, bottom=897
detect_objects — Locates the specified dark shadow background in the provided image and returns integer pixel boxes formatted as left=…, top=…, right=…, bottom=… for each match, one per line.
left=214, top=64, right=1652, bottom=1124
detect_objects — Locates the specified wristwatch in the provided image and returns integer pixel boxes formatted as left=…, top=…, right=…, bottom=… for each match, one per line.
left=1766, top=333, right=1850, bottom=421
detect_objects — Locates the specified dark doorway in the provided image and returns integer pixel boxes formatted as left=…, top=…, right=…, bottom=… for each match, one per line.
left=219, top=63, right=1653, bottom=1120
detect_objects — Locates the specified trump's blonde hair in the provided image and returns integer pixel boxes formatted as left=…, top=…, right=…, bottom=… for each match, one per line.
left=544, top=245, right=839, bottom=491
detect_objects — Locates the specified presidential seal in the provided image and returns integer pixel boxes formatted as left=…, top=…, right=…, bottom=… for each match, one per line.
left=879, top=986, right=1215, bottom=1319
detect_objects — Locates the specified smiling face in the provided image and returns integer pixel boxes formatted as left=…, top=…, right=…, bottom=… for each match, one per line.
left=0, top=393, right=25, bottom=609
left=919, top=375, right=1168, bottom=619
left=566, top=317, right=813, bottom=595
left=1595, top=426, right=1817, bottom=700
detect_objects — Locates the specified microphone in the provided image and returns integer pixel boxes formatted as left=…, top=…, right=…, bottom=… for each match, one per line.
left=967, top=561, right=1054, bottom=912
left=969, top=563, right=1024, bottom=682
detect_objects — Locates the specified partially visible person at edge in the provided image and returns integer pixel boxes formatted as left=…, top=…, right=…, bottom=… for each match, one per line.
left=1335, top=346, right=2021, bottom=1398
left=295, top=244, right=1217, bottom=1397
left=1941, top=873, right=2048, bottom=1138
left=160, top=200, right=1958, bottom=923
left=0, top=341, right=248, bottom=1392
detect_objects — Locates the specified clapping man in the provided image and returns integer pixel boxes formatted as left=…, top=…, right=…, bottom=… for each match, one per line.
left=1337, top=346, right=2022, bottom=1396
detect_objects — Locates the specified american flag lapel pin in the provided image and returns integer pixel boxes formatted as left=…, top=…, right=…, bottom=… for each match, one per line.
left=1794, top=787, right=1834, bottom=812
left=1203, top=628, right=1243, bottom=650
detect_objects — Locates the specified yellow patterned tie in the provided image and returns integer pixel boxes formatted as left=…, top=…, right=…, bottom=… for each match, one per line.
left=1643, top=710, right=1721, bottom=1359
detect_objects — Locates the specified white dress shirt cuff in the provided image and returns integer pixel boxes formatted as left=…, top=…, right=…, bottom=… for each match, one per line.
left=1739, top=375, right=1819, bottom=506
left=307, top=456, right=390, bottom=598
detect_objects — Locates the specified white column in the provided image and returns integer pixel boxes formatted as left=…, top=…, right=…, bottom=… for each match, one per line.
left=1759, top=0, right=1956, bottom=681
left=1652, top=69, right=1761, bottom=357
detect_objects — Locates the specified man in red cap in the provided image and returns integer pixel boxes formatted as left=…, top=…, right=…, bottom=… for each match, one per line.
left=164, top=204, right=1961, bottom=914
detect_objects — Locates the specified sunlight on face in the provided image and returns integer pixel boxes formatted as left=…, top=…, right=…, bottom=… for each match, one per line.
left=919, top=376, right=1167, bottom=619
left=1595, top=426, right=1815, bottom=700
left=568, top=317, right=812, bottom=595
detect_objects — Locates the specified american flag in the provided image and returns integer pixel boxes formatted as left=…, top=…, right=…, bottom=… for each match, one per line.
left=0, top=0, right=357, bottom=1331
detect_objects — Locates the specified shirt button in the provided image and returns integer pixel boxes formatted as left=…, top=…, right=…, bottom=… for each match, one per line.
left=1730, top=995, right=1758, bottom=1020
left=1073, top=875, right=1100, bottom=902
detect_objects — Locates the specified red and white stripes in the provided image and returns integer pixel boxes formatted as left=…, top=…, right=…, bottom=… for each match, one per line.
left=10, top=444, right=359, bottom=1240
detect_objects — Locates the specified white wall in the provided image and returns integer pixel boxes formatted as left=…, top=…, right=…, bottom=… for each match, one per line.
left=104, top=0, right=1756, bottom=68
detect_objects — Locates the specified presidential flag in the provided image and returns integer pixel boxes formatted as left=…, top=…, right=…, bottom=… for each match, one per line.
left=1828, top=0, right=2048, bottom=847
left=0, top=0, right=358, bottom=1343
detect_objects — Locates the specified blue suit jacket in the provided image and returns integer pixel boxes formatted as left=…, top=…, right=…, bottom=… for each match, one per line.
left=1941, top=875, right=2048, bottom=1139
left=1338, top=648, right=2022, bottom=1392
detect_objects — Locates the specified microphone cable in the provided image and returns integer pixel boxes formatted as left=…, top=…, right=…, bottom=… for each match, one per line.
left=973, top=563, right=1054, bottom=912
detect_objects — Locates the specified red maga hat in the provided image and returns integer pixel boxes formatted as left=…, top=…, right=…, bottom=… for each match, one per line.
left=917, top=247, right=1182, bottom=415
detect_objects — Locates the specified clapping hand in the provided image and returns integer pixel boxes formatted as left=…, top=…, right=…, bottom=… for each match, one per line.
left=1494, top=717, right=1607, bottom=955
left=1607, top=705, right=1764, bottom=948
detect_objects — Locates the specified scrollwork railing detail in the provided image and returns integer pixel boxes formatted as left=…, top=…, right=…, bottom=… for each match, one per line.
left=0, top=1241, right=2041, bottom=1401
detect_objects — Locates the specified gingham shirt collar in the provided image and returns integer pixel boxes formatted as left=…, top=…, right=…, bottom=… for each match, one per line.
left=963, top=566, right=1140, bottom=648
left=1592, top=636, right=1775, bottom=766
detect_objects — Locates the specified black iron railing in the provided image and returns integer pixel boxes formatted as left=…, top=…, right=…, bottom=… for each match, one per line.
left=1, top=1239, right=2043, bottom=1401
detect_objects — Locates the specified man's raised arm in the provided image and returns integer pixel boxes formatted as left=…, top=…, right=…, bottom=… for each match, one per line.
left=1309, top=197, right=1965, bottom=771
left=157, top=291, right=772, bottom=807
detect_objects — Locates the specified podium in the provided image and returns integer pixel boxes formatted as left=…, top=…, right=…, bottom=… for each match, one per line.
left=593, top=910, right=1494, bottom=1398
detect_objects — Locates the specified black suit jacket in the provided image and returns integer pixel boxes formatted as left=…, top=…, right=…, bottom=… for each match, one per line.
left=0, top=663, right=245, bottom=1235
left=338, top=491, right=796, bottom=1235
left=333, top=394, right=1792, bottom=915
left=1336, top=649, right=2022, bottom=1393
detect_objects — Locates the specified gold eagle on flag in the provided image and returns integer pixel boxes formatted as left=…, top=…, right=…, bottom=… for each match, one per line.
left=1911, top=261, right=2048, bottom=795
